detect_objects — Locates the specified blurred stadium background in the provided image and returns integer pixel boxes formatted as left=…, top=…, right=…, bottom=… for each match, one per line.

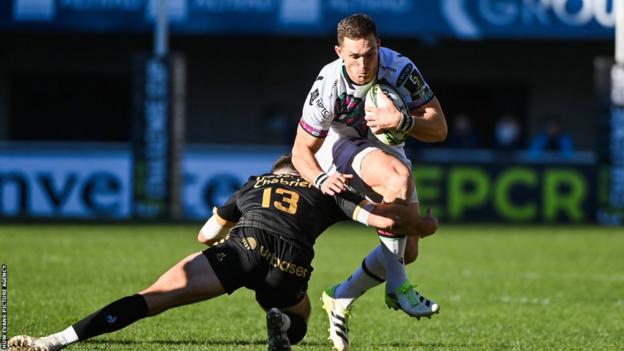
left=1, top=0, right=624, bottom=350
left=0, top=0, right=622, bottom=224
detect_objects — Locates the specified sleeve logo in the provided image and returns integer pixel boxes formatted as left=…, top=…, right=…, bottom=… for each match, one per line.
left=309, top=88, right=320, bottom=106
left=396, top=63, right=413, bottom=87
left=409, top=69, right=424, bottom=89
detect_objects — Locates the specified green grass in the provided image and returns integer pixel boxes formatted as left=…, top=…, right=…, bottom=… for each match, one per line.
left=1, top=224, right=623, bottom=350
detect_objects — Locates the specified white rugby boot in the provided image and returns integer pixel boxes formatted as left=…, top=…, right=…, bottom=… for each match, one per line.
left=8, top=335, right=64, bottom=351
left=321, top=285, right=351, bottom=351
left=266, top=308, right=291, bottom=351
left=385, top=280, right=440, bottom=319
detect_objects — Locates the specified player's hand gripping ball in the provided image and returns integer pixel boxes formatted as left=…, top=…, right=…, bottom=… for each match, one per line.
left=365, top=83, right=410, bottom=145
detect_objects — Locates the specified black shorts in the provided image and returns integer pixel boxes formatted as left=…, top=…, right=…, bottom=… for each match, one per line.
left=203, top=227, right=314, bottom=309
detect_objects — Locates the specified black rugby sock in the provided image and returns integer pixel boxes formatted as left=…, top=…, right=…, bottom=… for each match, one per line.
left=284, top=312, right=307, bottom=345
left=72, top=294, right=149, bottom=341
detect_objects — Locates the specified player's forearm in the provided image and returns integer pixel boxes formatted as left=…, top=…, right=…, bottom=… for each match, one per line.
left=407, top=98, right=447, bottom=142
left=396, top=214, right=437, bottom=237
left=366, top=212, right=396, bottom=230
left=373, top=203, right=437, bottom=237
left=408, top=116, right=447, bottom=142
left=291, top=130, right=326, bottom=184
left=292, top=146, right=324, bottom=183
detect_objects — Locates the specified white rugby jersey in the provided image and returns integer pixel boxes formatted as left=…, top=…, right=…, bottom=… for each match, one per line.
left=299, top=47, right=434, bottom=140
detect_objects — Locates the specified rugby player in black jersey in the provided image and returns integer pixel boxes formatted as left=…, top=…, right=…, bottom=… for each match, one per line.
left=9, top=155, right=436, bottom=351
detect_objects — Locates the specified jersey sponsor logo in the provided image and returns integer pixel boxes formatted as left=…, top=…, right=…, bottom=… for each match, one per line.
left=308, top=88, right=320, bottom=106
left=315, top=99, right=331, bottom=118
left=254, top=175, right=311, bottom=188
left=258, top=245, right=309, bottom=278
left=396, top=63, right=414, bottom=87
left=381, top=65, right=397, bottom=73
left=334, top=93, right=368, bottom=138
left=299, top=119, right=328, bottom=138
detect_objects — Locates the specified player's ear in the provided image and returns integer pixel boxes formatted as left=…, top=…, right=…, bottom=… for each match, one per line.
left=334, top=45, right=342, bottom=58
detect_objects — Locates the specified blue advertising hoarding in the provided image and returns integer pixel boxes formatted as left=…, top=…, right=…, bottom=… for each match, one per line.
left=0, top=144, right=599, bottom=223
left=0, top=145, right=285, bottom=220
left=0, top=0, right=615, bottom=40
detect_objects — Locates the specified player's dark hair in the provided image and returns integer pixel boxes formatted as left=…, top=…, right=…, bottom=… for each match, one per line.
left=271, top=154, right=298, bottom=175
left=337, top=13, right=378, bottom=46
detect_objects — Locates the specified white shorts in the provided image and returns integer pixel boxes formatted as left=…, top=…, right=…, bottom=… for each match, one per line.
left=315, top=133, right=419, bottom=203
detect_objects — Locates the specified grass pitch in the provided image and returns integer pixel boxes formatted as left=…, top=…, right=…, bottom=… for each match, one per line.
left=1, top=224, right=623, bottom=350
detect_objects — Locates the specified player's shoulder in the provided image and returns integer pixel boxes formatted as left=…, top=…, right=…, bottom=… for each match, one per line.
left=314, top=58, right=342, bottom=87
left=378, top=47, right=417, bottom=86
left=379, top=47, right=414, bottom=70
left=319, top=57, right=343, bottom=74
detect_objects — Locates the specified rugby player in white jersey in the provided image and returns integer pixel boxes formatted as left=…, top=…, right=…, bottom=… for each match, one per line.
left=291, top=13, right=447, bottom=350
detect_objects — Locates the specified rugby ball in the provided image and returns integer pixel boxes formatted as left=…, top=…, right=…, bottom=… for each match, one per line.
left=365, top=83, right=409, bottom=146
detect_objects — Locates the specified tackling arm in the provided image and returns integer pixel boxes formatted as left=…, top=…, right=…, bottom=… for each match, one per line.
left=340, top=193, right=438, bottom=237
left=362, top=202, right=437, bottom=238
left=197, top=212, right=236, bottom=245
left=198, top=191, right=242, bottom=245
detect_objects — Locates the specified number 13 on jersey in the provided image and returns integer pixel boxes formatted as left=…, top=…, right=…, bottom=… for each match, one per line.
left=262, top=187, right=300, bottom=214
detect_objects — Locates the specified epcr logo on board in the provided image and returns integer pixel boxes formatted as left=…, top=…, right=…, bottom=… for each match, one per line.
left=441, top=0, right=615, bottom=39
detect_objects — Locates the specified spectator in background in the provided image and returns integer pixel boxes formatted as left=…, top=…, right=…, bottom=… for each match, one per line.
left=494, top=114, right=522, bottom=151
left=446, top=113, right=480, bottom=148
left=529, top=118, right=574, bottom=158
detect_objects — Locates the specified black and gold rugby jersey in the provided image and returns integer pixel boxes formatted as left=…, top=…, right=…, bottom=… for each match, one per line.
left=216, top=173, right=370, bottom=249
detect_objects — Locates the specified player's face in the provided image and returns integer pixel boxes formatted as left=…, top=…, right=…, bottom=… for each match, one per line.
left=336, top=34, right=380, bottom=85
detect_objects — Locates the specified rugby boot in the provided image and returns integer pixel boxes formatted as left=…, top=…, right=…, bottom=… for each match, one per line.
left=9, top=335, right=64, bottom=351
left=385, top=280, right=440, bottom=319
left=266, top=308, right=291, bottom=351
left=321, top=285, right=350, bottom=351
